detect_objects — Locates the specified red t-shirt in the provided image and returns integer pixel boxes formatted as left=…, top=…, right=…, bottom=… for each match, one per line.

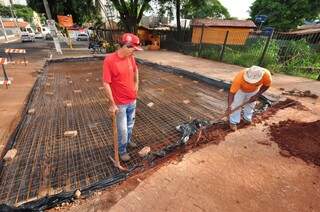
left=103, top=52, right=138, bottom=105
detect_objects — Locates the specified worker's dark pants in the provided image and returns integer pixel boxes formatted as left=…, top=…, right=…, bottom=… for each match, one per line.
left=116, top=100, right=136, bottom=155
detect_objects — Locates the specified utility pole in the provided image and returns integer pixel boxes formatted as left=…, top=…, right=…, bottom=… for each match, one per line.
left=43, top=0, right=52, bottom=19
left=9, top=0, right=21, bottom=35
left=0, top=16, right=8, bottom=41
left=42, top=0, right=63, bottom=54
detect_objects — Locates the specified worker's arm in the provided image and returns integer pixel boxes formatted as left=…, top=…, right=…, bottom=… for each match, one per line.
left=226, top=71, right=241, bottom=115
left=134, top=69, right=139, bottom=93
left=227, top=92, right=235, bottom=115
left=249, top=85, right=270, bottom=102
left=103, top=82, right=118, bottom=114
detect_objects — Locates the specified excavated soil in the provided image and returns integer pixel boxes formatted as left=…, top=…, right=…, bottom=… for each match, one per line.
left=270, top=120, right=320, bottom=166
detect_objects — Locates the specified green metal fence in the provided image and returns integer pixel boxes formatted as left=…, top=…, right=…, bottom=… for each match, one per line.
left=160, top=29, right=320, bottom=80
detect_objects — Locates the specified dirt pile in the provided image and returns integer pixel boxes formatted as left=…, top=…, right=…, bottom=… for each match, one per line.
left=270, top=120, right=320, bottom=166
left=281, top=88, right=318, bottom=99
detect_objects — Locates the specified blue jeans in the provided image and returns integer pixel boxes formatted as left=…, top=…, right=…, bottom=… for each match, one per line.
left=116, top=100, right=136, bottom=155
left=229, top=89, right=257, bottom=125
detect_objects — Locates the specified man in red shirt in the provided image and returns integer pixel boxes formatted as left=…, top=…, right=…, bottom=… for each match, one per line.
left=103, top=33, right=143, bottom=161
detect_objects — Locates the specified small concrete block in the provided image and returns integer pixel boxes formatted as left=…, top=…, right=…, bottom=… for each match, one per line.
left=64, top=130, right=78, bottom=137
left=156, top=88, right=165, bottom=92
left=86, top=79, right=90, bottom=82
left=63, top=100, right=72, bottom=107
left=183, top=99, right=190, bottom=104
left=98, top=87, right=104, bottom=90
left=179, top=76, right=183, bottom=78
left=138, top=146, right=151, bottom=157
left=279, top=150, right=291, bottom=157
left=193, top=80, right=199, bottom=83
left=96, top=78, right=100, bottom=81
left=87, top=72, right=93, bottom=75
left=74, top=190, right=81, bottom=199
left=147, top=102, right=154, bottom=108
left=73, top=90, right=82, bottom=93
left=219, top=89, right=224, bottom=92
left=28, top=108, right=35, bottom=114
left=3, top=149, right=17, bottom=161
left=68, top=81, right=73, bottom=84
left=45, top=92, right=54, bottom=96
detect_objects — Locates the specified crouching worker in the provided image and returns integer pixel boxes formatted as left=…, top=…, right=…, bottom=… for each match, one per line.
left=103, top=33, right=143, bottom=161
left=227, top=66, right=272, bottom=131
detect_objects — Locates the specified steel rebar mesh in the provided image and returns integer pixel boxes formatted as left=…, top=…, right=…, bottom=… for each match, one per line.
left=0, top=60, right=227, bottom=206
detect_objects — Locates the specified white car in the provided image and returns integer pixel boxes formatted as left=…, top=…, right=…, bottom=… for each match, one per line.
left=76, top=33, right=89, bottom=41
left=21, top=32, right=35, bottom=42
left=21, top=27, right=35, bottom=42
left=35, top=32, right=44, bottom=39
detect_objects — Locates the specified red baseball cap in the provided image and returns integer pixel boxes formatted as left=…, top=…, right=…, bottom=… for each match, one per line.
left=120, top=33, right=143, bottom=51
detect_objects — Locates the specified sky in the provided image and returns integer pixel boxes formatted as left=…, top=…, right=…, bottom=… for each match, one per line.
left=218, top=0, right=255, bottom=19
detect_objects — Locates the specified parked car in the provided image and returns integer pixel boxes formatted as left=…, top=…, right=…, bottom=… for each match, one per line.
left=40, top=26, right=50, bottom=36
left=35, top=32, right=44, bottom=39
left=20, top=27, right=35, bottom=42
left=45, top=33, right=53, bottom=40
left=76, top=33, right=89, bottom=41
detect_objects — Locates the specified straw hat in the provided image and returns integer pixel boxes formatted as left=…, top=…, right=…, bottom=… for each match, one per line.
left=243, top=66, right=265, bottom=84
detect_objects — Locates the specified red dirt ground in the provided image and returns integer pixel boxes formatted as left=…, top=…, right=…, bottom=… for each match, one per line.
left=270, top=120, right=320, bottom=166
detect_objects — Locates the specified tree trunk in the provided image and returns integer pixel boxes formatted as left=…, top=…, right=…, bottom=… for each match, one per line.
left=175, top=0, right=181, bottom=40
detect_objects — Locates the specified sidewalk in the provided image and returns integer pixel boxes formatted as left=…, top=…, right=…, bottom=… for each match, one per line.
left=135, top=50, right=320, bottom=96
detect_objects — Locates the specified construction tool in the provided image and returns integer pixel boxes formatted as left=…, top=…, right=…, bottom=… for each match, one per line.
left=195, top=99, right=256, bottom=143
left=210, top=98, right=254, bottom=125
left=0, top=58, right=11, bottom=89
left=109, top=111, right=128, bottom=171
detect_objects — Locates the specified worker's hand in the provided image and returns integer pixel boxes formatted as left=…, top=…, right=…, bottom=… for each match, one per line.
left=109, top=104, right=119, bottom=114
left=225, top=106, right=232, bottom=117
left=249, top=94, right=259, bottom=103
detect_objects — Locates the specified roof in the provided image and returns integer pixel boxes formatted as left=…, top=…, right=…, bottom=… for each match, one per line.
left=192, top=19, right=256, bottom=28
left=284, top=28, right=320, bottom=35
left=298, top=23, right=320, bottom=30
left=2, top=20, right=28, bottom=28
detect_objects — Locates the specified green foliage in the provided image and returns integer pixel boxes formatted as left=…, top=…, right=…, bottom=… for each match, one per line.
left=0, top=4, right=34, bottom=22
left=13, top=4, right=34, bottom=22
left=181, top=0, right=230, bottom=19
left=0, top=5, right=11, bottom=17
left=108, top=0, right=152, bottom=32
left=27, top=0, right=101, bottom=25
left=250, top=0, right=320, bottom=31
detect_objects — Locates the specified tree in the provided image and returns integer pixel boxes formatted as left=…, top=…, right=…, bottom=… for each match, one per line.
left=157, top=0, right=229, bottom=36
left=106, top=0, right=152, bottom=32
left=27, top=0, right=101, bottom=25
left=181, top=0, right=230, bottom=19
left=0, top=4, right=34, bottom=22
left=156, top=0, right=197, bottom=37
left=250, top=0, right=320, bottom=31
left=13, top=4, right=34, bottom=22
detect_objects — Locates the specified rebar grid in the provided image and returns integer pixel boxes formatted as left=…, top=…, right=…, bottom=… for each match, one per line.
left=0, top=60, right=227, bottom=206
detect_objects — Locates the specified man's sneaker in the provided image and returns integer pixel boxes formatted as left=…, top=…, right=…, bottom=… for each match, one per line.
left=120, top=153, right=131, bottom=162
left=243, top=118, right=252, bottom=125
left=128, top=141, right=137, bottom=148
left=229, top=123, right=237, bottom=131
